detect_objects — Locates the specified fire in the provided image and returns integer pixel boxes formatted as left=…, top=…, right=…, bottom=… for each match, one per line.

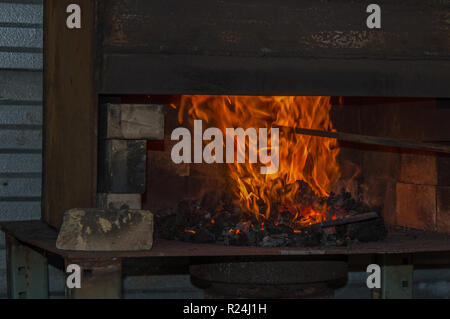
left=176, top=96, right=340, bottom=225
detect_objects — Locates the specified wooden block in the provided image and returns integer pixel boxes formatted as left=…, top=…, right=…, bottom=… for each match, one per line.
left=97, top=194, right=142, bottom=210
left=56, top=209, right=154, bottom=251
left=98, top=139, right=147, bottom=194
left=100, top=104, right=164, bottom=140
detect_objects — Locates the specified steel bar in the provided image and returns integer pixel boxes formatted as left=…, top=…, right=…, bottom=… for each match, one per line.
left=278, top=126, right=450, bottom=154
left=320, top=212, right=380, bottom=228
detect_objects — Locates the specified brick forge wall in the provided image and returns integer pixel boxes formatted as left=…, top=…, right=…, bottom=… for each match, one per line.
left=143, top=104, right=230, bottom=214
left=145, top=98, right=450, bottom=233
left=331, top=97, right=450, bottom=233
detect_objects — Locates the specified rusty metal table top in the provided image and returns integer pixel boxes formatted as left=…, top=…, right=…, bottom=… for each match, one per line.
left=1, top=220, right=449, bottom=259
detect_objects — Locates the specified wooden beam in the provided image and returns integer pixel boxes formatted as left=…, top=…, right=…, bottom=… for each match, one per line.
left=43, top=0, right=98, bottom=228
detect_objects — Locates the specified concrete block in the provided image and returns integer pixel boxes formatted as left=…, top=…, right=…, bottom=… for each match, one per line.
left=100, top=104, right=164, bottom=140
left=98, top=139, right=147, bottom=194
left=56, top=209, right=154, bottom=251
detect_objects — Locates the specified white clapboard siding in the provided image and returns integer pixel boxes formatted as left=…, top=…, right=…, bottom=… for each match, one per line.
left=0, top=104, right=42, bottom=125
left=0, top=71, right=42, bottom=101
left=0, top=154, right=42, bottom=173
left=0, top=177, right=41, bottom=197
left=0, top=2, right=43, bottom=25
left=0, top=0, right=43, bottom=299
left=0, top=52, right=42, bottom=70
left=0, top=27, right=42, bottom=49
left=0, top=130, right=42, bottom=149
left=0, top=201, right=41, bottom=221
left=0, top=1, right=43, bottom=70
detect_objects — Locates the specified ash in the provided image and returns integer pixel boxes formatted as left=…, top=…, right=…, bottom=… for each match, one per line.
left=155, top=181, right=387, bottom=247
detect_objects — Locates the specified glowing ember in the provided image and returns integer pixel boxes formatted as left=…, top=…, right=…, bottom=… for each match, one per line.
left=175, top=96, right=340, bottom=226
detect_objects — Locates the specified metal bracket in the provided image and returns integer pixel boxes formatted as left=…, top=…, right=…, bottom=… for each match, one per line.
left=65, top=258, right=122, bottom=299
left=373, top=254, right=413, bottom=299
left=5, top=235, right=49, bottom=299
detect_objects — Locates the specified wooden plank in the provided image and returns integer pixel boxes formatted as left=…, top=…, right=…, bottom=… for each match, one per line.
left=100, top=0, right=449, bottom=59
left=42, top=0, right=98, bottom=228
left=101, top=54, right=450, bottom=97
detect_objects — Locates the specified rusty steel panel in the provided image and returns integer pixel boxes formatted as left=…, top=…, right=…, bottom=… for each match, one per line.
left=99, top=0, right=449, bottom=59
left=2, top=221, right=450, bottom=259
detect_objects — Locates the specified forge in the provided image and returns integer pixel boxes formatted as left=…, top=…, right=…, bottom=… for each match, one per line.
left=148, top=95, right=387, bottom=248
left=0, top=0, right=449, bottom=299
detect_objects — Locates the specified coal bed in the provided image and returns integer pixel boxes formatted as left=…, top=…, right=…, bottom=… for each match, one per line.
left=155, top=181, right=387, bottom=247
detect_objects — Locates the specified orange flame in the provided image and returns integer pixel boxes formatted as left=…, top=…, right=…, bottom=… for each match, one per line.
left=176, top=96, right=340, bottom=224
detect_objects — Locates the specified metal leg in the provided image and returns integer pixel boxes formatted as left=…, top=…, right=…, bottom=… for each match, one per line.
left=373, top=254, right=413, bottom=299
left=5, top=235, right=49, bottom=299
left=65, top=258, right=122, bottom=299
